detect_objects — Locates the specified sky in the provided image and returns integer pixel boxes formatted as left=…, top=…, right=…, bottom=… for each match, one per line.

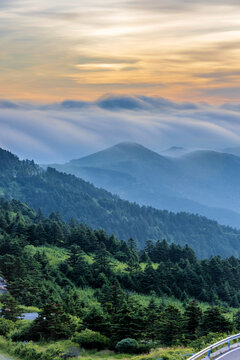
left=1, top=0, right=240, bottom=103
left=1, top=0, right=240, bottom=162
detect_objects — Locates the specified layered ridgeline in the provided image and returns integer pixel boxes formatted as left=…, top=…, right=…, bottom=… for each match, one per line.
left=49, top=142, right=240, bottom=229
left=1, top=147, right=240, bottom=258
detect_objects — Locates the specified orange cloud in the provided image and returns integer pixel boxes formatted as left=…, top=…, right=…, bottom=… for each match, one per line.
left=0, top=1, right=240, bottom=103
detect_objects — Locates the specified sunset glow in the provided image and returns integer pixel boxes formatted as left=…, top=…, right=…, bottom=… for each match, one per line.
left=1, top=0, right=240, bottom=103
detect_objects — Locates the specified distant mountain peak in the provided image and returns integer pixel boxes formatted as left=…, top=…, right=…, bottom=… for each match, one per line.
left=113, top=141, right=142, bottom=147
left=167, top=146, right=185, bottom=151
left=182, top=149, right=236, bottom=159
left=223, top=146, right=240, bottom=158
left=68, top=141, right=166, bottom=167
left=161, top=146, right=188, bottom=157
left=112, top=141, right=148, bottom=150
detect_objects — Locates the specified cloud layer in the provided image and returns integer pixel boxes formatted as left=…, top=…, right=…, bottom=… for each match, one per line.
left=1, top=95, right=240, bottom=163
left=1, top=0, right=240, bottom=102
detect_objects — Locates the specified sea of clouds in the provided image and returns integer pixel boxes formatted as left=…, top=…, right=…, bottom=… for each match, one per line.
left=1, top=95, right=240, bottom=163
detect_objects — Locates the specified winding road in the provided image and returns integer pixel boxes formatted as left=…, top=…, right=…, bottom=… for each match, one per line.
left=214, top=347, right=240, bottom=359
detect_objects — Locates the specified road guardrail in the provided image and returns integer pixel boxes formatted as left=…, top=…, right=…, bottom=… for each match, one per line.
left=187, top=333, right=240, bottom=359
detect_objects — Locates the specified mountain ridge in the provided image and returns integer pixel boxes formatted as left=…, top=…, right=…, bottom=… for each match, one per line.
left=48, top=142, right=240, bottom=229
left=1, top=146, right=240, bottom=258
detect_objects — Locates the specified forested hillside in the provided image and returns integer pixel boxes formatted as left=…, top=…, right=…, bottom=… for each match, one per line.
left=0, top=198, right=240, bottom=360
left=1, top=198, right=240, bottom=308
left=1, top=148, right=240, bottom=258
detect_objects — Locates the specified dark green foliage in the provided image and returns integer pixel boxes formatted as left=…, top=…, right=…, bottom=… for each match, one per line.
left=10, top=322, right=32, bottom=342
left=159, top=305, right=183, bottom=346
left=73, top=329, right=110, bottom=350
left=183, top=300, right=202, bottom=339
left=92, top=243, right=112, bottom=276
left=97, top=281, right=125, bottom=315
left=233, top=310, right=240, bottom=331
left=0, top=318, right=15, bottom=336
left=28, top=303, right=72, bottom=340
left=200, top=307, right=233, bottom=335
left=0, top=197, right=239, bottom=350
left=0, top=294, right=22, bottom=322
left=112, top=299, right=147, bottom=343
left=82, top=307, right=110, bottom=336
left=137, top=343, right=152, bottom=354
left=145, top=298, right=159, bottom=341
left=2, top=199, right=240, bottom=308
left=115, top=338, right=139, bottom=354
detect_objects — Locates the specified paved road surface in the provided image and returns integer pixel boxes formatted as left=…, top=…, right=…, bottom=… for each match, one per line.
left=214, top=347, right=240, bottom=359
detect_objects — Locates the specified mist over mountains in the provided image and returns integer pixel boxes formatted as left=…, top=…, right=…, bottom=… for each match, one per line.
left=1, top=146, right=240, bottom=258
left=1, top=94, right=240, bottom=163
left=48, top=142, right=240, bottom=229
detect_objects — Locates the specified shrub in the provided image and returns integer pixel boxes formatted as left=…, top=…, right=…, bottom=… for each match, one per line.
left=0, top=318, right=14, bottom=336
left=61, top=346, right=81, bottom=359
left=73, top=329, right=110, bottom=350
left=136, top=343, right=151, bottom=354
left=190, top=332, right=226, bottom=351
left=115, top=338, right=139, bottom=354
left=13, top=342, right=42, bottom=360
left=12, top=341, right=63, bottom=360
left=9, top=321, right=32, bottom=341
left=0, top=335, right=8, bottom=352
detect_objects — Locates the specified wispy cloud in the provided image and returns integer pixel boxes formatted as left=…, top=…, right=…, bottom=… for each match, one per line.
left=0, top=0, right=240, bottom=102
left=1, top=95, right=240, bottom=163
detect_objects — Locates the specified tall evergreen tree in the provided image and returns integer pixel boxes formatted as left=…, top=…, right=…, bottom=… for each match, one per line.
left=0, top=293, right=22, bottom=322
left=183, top=300, right=202, bottom=339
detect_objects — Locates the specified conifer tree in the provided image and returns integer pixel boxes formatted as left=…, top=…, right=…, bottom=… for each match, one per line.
left=30, top=303, right=72, bottom=340
left=183, top=300, right=202, bottom=339
left=159, top=305, right=183, bottom=345
left=201, top=307, right=233, bottom=335
left=0, top=293, right=22, bottom=322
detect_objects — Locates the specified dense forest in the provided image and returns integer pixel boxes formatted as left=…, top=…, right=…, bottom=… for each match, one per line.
left=1, top=147, right=240, bottom=258
left=0, top=198, right=240, bottom=357
left=1, top=198, right=240, bottom=308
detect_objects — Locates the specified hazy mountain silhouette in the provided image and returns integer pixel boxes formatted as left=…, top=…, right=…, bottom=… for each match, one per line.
left=48, top=142, right=240, bottom=228
left=1, top=146, right=240, bottom=258
left=161, top=146, right=189, bottom=157
left=223, top=146, right=240, bottom=157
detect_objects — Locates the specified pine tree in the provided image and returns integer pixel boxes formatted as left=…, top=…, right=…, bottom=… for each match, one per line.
left=201, top=307, right=233, bottom=335
left=83, top=306, right=110, bottom=336
left=98, top=281, right=125, bottom=314
left=159, top=305, right=183, bottom=345
left=146, top=298, right=159, bottom=341
left=112, top=300, right=145, bottom=342
left=233, top=310, right=240, bottom=331
left=93, top=243, right=112, bottom=275
left=0, top=293, right=22, bottom=322
left=30, top=303, right=72, bottom=340
left=183, top=300, right=202, bottom=339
